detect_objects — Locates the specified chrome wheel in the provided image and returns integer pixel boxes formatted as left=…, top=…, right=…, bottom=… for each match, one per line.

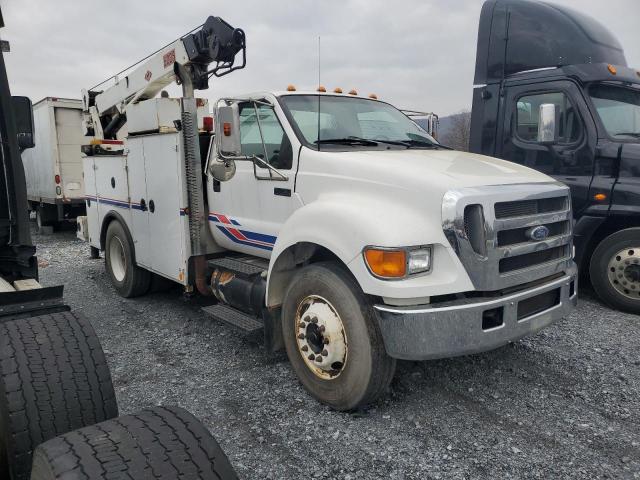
left=607, top=247, right=640, bottom=300
left=109, top=236, right=127, bottom=282
left=295, top=295, right=347, bottom=380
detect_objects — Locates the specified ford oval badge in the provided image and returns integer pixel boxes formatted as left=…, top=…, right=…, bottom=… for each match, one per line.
left=528, top=225, right=550, bottom=241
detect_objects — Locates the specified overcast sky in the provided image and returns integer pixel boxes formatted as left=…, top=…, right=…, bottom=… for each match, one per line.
left=1, top=0, right=638, bottom=116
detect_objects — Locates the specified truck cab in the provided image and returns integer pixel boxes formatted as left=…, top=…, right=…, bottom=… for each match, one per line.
left=81, top=17, right=577, bottom=410
left=470, top=0, right=640, bottom=313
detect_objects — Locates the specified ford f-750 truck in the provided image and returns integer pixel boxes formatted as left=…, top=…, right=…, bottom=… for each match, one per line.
left=470, top=0, right=640, bottom=313
left=78, top=15, right=577, bottom=410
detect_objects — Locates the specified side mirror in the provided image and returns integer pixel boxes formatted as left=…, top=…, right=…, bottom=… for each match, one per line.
left=215, top=104, right=242, bottom=157
left=12, top=96, right=35, bottom=150
left=537, top=103, right=557, bottom=145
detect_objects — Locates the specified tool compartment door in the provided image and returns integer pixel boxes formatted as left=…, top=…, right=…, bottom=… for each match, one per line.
left=125, top=137, right=151, bottom=269
left=143, top=133, right=185, bottom=281
left=82, top=157, right=100, bottom=248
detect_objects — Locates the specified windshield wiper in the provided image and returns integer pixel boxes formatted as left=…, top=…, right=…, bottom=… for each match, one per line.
left=315, top=137, right=380, bottom=146
left=615, top=132, right=640, bottom=138
left=390, top=138, right=443, bottom=149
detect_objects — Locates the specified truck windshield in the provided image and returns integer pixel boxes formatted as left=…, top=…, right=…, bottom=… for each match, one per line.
left=279, top=95, right=438, bottom=149
left=589, top=84, right=640, bottom=140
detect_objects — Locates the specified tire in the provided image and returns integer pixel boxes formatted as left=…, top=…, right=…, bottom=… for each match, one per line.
left=35, top=206, right=56, bottom=231
left=105, top=220, right=151, bottom=298
left=590, top=227, right=640, bottom=314
left=89, top=246, right=100, bottom=259
left=0, top=312, right=118, bottom=480
left=30, top=406, right=239, bottom=480
left=282, top=262, right=396, bottom=411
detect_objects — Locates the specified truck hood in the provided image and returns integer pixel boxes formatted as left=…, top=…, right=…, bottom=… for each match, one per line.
left=316, top=147, right=554, bottom=191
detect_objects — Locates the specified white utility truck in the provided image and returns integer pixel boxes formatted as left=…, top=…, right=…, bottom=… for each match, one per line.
left=21, top=97, right=87, bottom=228
left=79, top=16, right=577, bottom=410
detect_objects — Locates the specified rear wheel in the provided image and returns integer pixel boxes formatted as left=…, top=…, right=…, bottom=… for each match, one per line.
left=105, top=220, right=151, bottom=298
left=0, top=312, right=118, bottom=480
left=30, top=406, right=238, bottom=480
left=590, top=227, right=640, bottom=313
left=282, top=262, right=396, bottom=411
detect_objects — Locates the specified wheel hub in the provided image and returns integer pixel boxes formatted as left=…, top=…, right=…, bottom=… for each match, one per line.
left=295, top=295, right=347, bottom=380
left=608, top=247, right=640, bottom=300
left=109, top=236, right=127, bottom=282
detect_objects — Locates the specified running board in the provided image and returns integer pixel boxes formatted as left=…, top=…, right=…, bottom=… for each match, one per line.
left=202, top=304, right=263, bottom=334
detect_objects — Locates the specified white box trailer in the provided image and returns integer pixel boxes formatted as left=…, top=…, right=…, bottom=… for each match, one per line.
left=21, top=97, right=87, bottom=227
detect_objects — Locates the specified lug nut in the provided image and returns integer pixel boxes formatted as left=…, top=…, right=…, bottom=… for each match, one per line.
left=298, top=322, right=306, bottom=329
left=311, top=316, right=318, bottom=324
left=308, top=354, right=315, bottom=361
left=315, top=356, right=323, bottom=362
left=301, top=345, right=308, bottom=352
left=319, top=325, right=326, bottom=333
left=323, top=338, right=330, bottom=345
left=298, top=333, right=305, bottom=340
left=303, top=315, right=311, bottom=322
left=322, top=349, right=328, bottom=356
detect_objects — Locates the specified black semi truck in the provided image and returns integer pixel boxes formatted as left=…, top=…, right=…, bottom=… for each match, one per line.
left=470, top=0, right=640, bottom=313
left=0, top=9, right=68, bottom=318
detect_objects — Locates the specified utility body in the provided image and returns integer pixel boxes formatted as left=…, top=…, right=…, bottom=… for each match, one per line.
left=80, top=14, right=577, bottom=410
left=469, top=0, right=640, bottom=313
left=21, top=97, right=87, bottom=228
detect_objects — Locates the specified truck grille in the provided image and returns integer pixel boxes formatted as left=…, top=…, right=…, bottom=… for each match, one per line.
left=443, top=184, right=574, bottom=291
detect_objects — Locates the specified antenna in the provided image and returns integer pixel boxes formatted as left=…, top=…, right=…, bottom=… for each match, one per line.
left=317, top=35, right=321, bottom=151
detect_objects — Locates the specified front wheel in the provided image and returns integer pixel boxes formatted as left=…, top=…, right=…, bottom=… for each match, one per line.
left=105, top=220, right=151, bottom=298
left=282, top=262, right=396, bottom=411
left=590, top=227, right=640, bottom=314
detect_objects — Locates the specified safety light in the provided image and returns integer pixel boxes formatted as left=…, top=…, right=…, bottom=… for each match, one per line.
left=287, top=84, right=297, bottom=91
left=203, top=116, right=214, bottom=132
left=334, top=88, right=343, bottom=94
left=594, top=193, right=607, bottom=201
left=348, top=89, right=358, bottom=96
left=364, top=248, right=406, bottom=278
left=608, top=64, right=617, bottom=75
left=55, top=186, right=62, bottom=196
left=317, top=85, right=326, bottom=92
left=54, top=174, right=61, bottom=184
left=364, top=246, right=432, bottom=279
left=223, top=122, right=232, bottom=136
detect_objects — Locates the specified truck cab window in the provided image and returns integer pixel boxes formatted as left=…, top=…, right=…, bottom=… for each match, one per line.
left=589, top=85, right=640, bottom=140
left=239, top=103, right=293, bottom=170
left=516, top=92, right=580, bottom=144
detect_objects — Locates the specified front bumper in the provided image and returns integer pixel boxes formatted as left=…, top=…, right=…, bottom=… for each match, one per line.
left=374, top=264, right=577, bottom=360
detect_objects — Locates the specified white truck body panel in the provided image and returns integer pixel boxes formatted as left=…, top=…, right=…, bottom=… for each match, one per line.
left=21, top=98, right=85, bottom=204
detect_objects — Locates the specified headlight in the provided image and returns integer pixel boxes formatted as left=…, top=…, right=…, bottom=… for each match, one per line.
left=363, top=246, right=432, bottom=279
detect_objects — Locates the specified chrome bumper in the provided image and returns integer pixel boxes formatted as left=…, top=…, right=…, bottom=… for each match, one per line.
left=373, top=264, right=577, bottom=361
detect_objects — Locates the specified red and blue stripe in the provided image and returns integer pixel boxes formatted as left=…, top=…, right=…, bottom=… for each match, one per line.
left=208, top=213, right=276, bottom=251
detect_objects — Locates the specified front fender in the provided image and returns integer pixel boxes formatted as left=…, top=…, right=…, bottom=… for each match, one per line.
left=267, top=193, right=474, bottom=304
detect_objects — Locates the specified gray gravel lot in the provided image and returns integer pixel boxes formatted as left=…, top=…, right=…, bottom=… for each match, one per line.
left=34, top=227, right=639, bottom=479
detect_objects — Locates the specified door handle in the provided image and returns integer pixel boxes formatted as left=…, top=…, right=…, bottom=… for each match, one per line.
left=149, top=199, right=155, bottom=213
left=274, top=188, right=291, bottom=197
left=140, top=199, right=147, bottom=211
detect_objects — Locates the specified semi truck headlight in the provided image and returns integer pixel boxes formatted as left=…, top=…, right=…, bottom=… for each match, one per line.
left=363, top=246, right=432, bottom=279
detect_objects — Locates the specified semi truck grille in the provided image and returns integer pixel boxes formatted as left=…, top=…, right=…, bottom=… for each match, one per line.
left=495, top=197, right=567, bottom=219
left=443, top=184, right=574, bottom=291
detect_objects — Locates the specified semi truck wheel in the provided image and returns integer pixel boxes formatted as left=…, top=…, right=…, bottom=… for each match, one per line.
left=105, top=220, right=151, bottom=298
left=30, top=406, right=238, bottom=480
left=0, top=312, right=118, bottom=480
left=590, top=227, right=640, bottom=314
left=282, top=262, right=396, bottom=411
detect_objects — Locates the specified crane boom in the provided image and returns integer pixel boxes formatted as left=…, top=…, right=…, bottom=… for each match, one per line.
left=83, top=16, right=245, bottom=139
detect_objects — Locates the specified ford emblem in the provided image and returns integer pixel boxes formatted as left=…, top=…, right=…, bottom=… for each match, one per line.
left=528, top=225, right=550, bottom=241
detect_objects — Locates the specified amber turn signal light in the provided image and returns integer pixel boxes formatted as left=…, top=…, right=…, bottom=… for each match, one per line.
left=594, top=193, right=607, bottom=201
left=223, top=122, right=231, bottom=136
left=364, top=248, right=406, bottom=278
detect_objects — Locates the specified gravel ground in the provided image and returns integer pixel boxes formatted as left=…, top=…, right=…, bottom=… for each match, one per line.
left=34, top=227, right=639, bottom=480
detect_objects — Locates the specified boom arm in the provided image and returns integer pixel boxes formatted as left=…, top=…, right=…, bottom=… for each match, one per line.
left=83, top=16, right=245, bottom=139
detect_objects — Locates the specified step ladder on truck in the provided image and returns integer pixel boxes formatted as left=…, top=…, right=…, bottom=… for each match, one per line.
left=78, top=15, right=578, bottom=411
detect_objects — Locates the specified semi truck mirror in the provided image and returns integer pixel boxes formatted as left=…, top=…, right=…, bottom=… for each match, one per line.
left=12, top=96, right=35, bottom=151
left=537, top=103, right=557, bottom=145
left=215, top=104, right=242, bottom=157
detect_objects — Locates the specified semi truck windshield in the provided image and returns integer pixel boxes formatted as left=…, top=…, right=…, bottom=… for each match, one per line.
left=589, top=84, right=640, bottom=140
left=280, top=95, right=437, bottom=149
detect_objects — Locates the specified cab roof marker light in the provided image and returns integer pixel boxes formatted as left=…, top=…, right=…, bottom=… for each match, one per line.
left=348, top=89, right=358, bottom=96
left=317, top=85, right=326, bottom=92
left=334, top=88, right=343, bottom=94
left=369, top=93, right=378, bottom=99
left=287, top=84, right=297, bottom=91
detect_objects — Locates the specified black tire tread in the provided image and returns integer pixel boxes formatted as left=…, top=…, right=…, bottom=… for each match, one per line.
left=0, top=311, right=118, bottom=480
left=105, top=220, right=151, bottom=298
left=30, top=406, right=238, bottom=480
